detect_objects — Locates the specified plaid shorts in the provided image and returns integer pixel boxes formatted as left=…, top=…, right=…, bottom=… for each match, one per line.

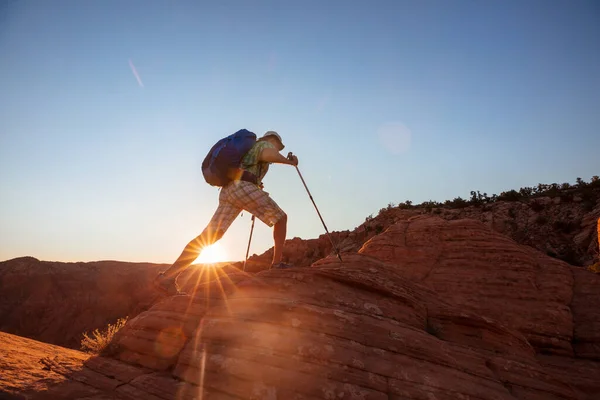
left=205, top=181, right=286, bottom=234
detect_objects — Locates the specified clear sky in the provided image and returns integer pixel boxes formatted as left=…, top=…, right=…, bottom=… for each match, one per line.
left=1, top=0, right=599, bottom=264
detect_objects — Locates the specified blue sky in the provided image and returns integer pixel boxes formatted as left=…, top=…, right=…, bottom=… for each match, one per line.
left=1, top=0, right=599, bottom=263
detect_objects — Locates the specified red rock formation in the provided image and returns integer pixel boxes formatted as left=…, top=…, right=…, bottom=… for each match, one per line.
left=0, top=257, right=250, bottom=350
left=99, top=216, right=599, bottom=399
left=251, top=196, right=600, bottom=268
left=0, top=257, right=165, bottom=349
left=2, top=216, right=599, bottom=399
left=358, top=216, right=575, bottom=355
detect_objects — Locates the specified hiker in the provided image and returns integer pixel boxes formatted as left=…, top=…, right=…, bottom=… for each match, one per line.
left=154, top=130, right=299, bottom=295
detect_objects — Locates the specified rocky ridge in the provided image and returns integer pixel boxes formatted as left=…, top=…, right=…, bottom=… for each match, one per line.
left=3, top=216, right=597, bottom=399
left=248, top=194, right=600, bottom=269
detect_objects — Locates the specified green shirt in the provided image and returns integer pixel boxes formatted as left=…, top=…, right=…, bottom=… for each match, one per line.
left=241, top=140, right=274, bottom=184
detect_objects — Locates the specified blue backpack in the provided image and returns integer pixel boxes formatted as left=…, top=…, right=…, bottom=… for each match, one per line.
left=202, top=129, right=258, bottom=187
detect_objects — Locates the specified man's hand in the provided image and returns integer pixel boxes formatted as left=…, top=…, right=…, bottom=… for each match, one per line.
left=287, top=154, right=298, bottom=166
left=258, top=148, right=298, bottom=166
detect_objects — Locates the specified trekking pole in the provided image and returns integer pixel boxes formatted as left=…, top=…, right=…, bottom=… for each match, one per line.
left=287, top=152, right=342, bottom=262
left=243, top=215, right=256, bottom=271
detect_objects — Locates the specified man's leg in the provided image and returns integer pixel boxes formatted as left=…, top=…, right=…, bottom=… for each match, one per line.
left=162, top=226, right=224, bottom=279
left=225, top=181, right=289, bottom=267
left=161, top=200, right=241, bottom=282
left=272, top=213, right=287, bottom=265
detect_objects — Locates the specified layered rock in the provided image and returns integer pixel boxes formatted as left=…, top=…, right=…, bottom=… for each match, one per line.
left=571, top=267, right=600, bottom=359
left=101, top=216, right=599, bottom=399
left=3, top=216, right=599, bottom=399
left=358, top=216, right=575, bottom=356
left=0, top=257, right=247, bottom=350
left=250, top=194, right=600, bottom=268
left=0, top=257, right=175, bottom=349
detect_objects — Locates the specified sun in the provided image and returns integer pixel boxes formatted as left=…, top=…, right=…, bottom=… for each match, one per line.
left=194, top=243, right=228, bottom=264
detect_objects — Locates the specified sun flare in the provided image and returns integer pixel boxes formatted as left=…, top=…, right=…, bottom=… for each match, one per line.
left=194, top=243, right=228, bottom=264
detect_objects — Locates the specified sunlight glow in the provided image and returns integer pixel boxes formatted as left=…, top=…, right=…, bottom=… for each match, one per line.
left=194, top=243, right=228, bottom=264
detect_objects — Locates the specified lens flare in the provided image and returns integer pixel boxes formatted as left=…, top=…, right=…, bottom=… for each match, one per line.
left=194, top=243, right=228, bottom=264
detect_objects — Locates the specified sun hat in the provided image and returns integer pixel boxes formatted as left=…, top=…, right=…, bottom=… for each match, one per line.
left=261, top=131, right=284, bottom=149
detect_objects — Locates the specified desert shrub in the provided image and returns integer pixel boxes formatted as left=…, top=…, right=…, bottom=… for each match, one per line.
left=529, top=200, right=545, bottom=212
left=374, top=224, right=384, bottom=234
left=470, top=190, right=486, bottom=206
left=81, top=317, right=128, bottom=354
left=421, top=200, right=441, bottom=212
left=498, top=190, right=521, bottom=202
left=445, top=197, right=469, bottom=209
left=546, top=183, right=561, bottom=197
left=519, top=187, right=534, bottom=197
left=365, top=214, right=374, bottom=222
left=397, top=200, right=413, bottom=209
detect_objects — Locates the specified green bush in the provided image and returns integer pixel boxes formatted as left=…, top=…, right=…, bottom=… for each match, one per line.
left=498, top=190, right=521, bottom=202
left=445, top=197, right=469, bottom=209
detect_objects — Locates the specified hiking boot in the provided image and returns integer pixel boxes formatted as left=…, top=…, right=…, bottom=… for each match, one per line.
left=153, top=273, right=186, bottom=296
left=271, top=262, right=296, bottom=269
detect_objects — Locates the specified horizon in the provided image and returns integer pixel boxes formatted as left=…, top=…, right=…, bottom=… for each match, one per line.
left=1, top=173, right=597, bottom=264
left=1, top=0, right=599, bottom=264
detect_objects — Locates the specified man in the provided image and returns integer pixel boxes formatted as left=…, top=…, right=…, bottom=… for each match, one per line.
left=155, top=131, right=299, bottom=295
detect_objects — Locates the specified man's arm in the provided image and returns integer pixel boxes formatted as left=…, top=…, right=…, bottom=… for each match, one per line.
left=258, top=148, right=298, bottom=166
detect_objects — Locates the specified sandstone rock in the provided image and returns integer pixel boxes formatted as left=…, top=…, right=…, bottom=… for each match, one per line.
left=3, top=215, right=600, bottom=399
left=359, top=216, right=574, bottom=356
left=571, top=267, right=600, bottom=360
left=249, top=193, right=599, bottom=269
left=0, top=257, right=166, bottom=349
left=538, top=355, right=600, bottom=399
left=573, top=206, right=600, bottom=257
left=105, top=217, right=599, bottom=399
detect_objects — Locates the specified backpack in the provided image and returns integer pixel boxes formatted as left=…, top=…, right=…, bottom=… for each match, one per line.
left=202, top=129, right=257, bottom=187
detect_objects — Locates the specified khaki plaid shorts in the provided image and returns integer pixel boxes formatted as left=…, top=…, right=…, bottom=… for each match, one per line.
left=205, top=181, right=286, bottom=234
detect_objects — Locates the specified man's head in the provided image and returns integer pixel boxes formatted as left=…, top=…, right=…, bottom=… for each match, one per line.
left=260, top=131, right=285, bottom=151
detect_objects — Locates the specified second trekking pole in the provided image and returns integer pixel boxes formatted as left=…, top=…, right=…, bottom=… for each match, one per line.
left=243, top=215, right=256, bottom=272
left=288, top=152, right=342, bottom=262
